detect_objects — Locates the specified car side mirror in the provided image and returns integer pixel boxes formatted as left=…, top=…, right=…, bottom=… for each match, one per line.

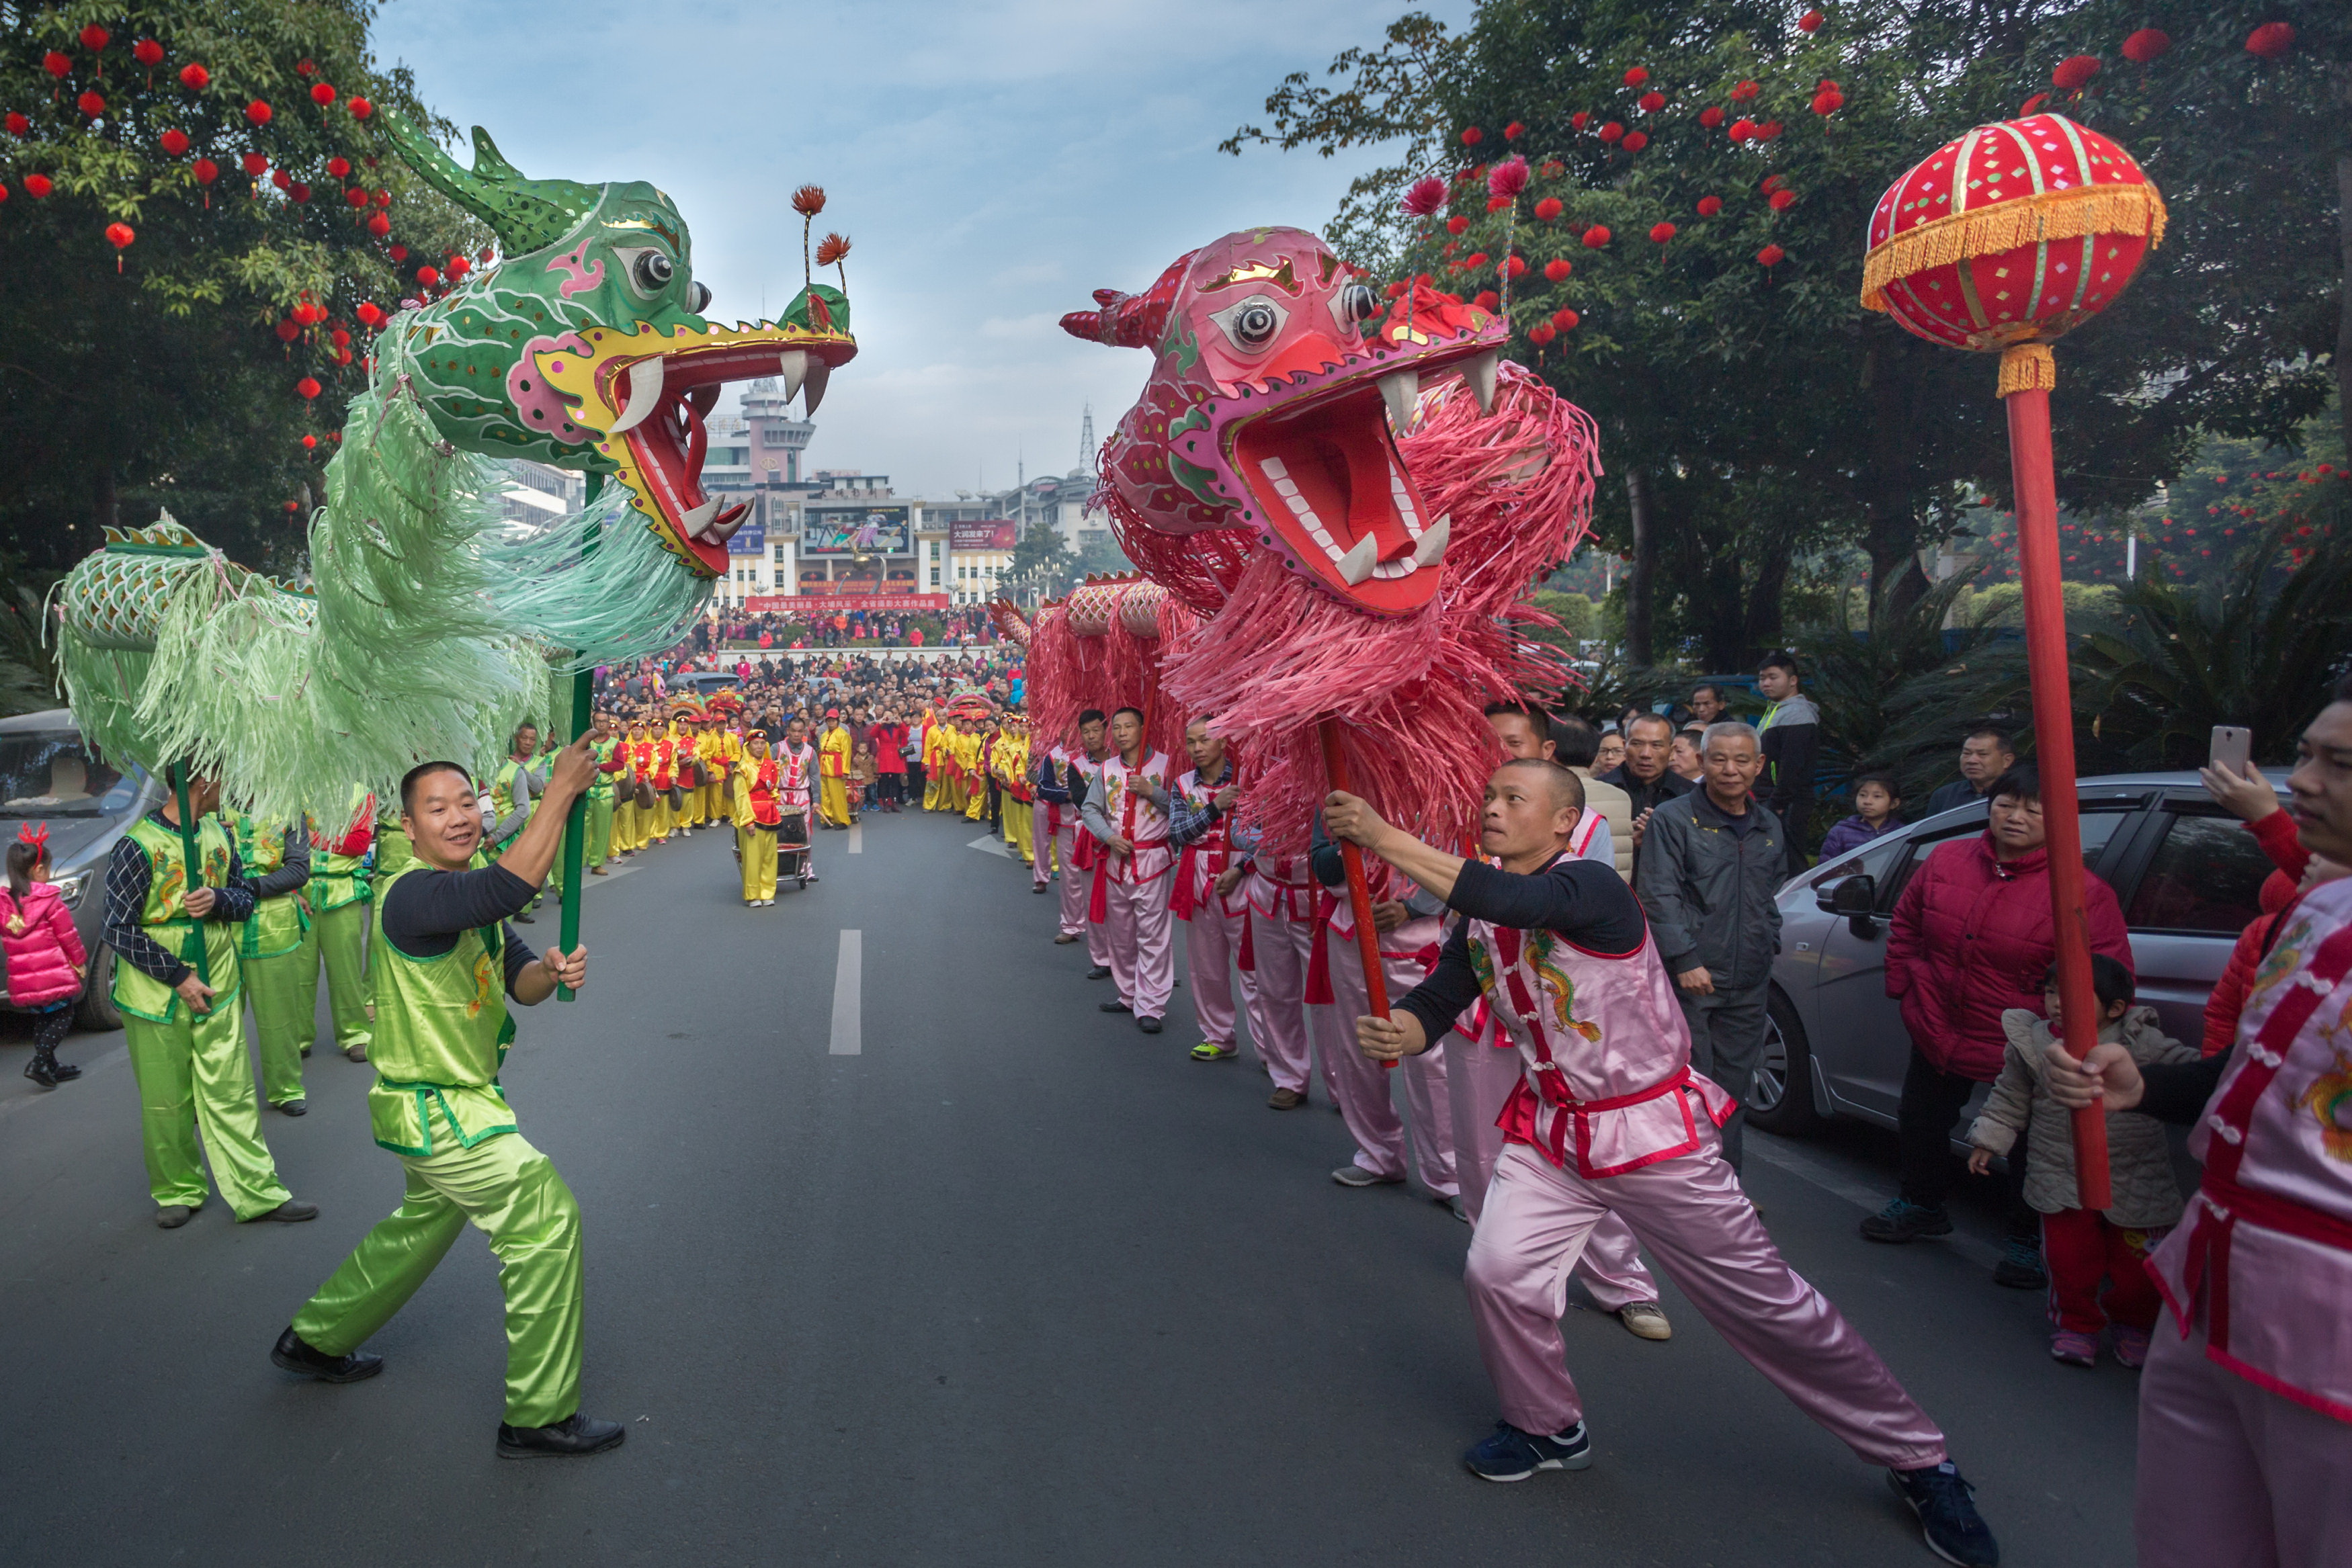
left=1818, top=873, right=1876, bottom=916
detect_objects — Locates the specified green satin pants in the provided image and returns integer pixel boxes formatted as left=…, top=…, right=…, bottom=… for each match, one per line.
left=123, top=1000, right=292, bottom=1219
left=313, top=902, right=372, bottom=1052
left=244, top=928, right=319, bottom=1105
left=291, top=1129, right=585, bottom=1428
left=585, top=795, right=613, bottom=869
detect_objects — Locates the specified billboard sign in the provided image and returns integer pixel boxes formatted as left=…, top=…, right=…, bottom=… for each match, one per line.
left=743, top=593, right=948, bottom=613
left=950, top=519, right=1018, bottom=552
left=726, top=521, right=766, bottom=556
left=802, top=503, right=912, bottom=556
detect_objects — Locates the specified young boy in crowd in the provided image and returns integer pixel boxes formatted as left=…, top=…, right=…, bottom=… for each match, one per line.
left=1968, top=955, right=2195, bottom=1368
left=1819, top=773, right=1906, bottom=859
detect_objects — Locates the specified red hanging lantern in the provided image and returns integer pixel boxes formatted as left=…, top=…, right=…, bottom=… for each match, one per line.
left=1534, top=196, right=1563, bottom=221
left=1757, top=244, right=1785, bottom=266
left=134, top=38, right=164, bottom=67
left=1570, top=111, right=1589, bottom=130
left=1812, top=88, right=1845, bottom=115
left=245, top=99, right=272, bottom=126
left=1798, top=8, right=1824, bottom=30
left=1699, top=105, right=1725, bottom=128
left=1460, top=126, right=1484, bottom=146
left=302, top=434, right=319, bottom=449
left=372, top=188, right=390, bottom=206
left=366, top=211, right=391, bottom=236
left=1622, top=130, right=1648, bottom=152
left=270, top=168, right=291, bottom=190
left=388, top=243, right=408, bottom=261
left=105, top=222, right=134, bottom=271
left=1648, top=221, right=1677, bottom=244
left=289, top=181, right=312, bottom=202
left=2052, top=55, right=2100, bottom=91
left=43, top=52, right=72, bottom=79
left=1581, top=224, right=1611, bottom=248
left=2245, top=21, right=2294, bottom=58
left=192, top=157, right=218, bottom=185
left=79, top=24, right=110, bottom=51
left=1757, top=120, right=1784, bottom=140
left=1543, top=258, right=1572, bottom=281
left=2122, top=30, right=2170, bottom=62
left=1697, top=195, right=1723, bottom=216
left=416, top=265, right=440, bottom=286
left=355, top=302, right=384, bottom=327
left=240, top=151, right=267, bottom=176
left=446, top=255, right=472, bottom=279
left=1729, top=118, right=1757, bottom=142
left=5, top=112, right=28, bottom=137
left=1551, top=308, right=1579, bottom=331
left=345, top=187, right=368, bottom=207
left=76, top=90, right=106, bottom=118
left=276, top=319, right=300, bottom=342
left=1471, top=289, right=1497, bottom=310
left=1769, top=188, right=1798, bottom=210
left=1527, top=323, right=1555, bottom=345
left=327, top=156, right=350, bottom=177
left=178, top=62, right=209, bottom=90
left=1637, top=91, right=1665, bottom=113
left=295, top=377, right=322, bottom=400
left=24, top=173, right=52, bottom=198
left=330, top=327, right=351, bottom=348
left=1598, top=121, right=1624, bottom=142
left=310, top=83, right=336, bottom=106
left=159, top=127, right=190, bottom=157
left=346, top=95, right=373, bottom=119
left=1623, top=67, right=1650, bottom=87
left=1503, top=121, right=1525, bottom=140
left=1730, top=79, right=1761, bottom=101
left=1443, top=214, right=1469, bottom=236
left=1860, top=111, right=2165, bottom=1212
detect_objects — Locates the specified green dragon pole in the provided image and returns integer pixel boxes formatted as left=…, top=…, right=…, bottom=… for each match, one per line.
left=171, top=763, right=210, bottom=987
left=50, top=113, right=857, bottom=831
left=555, top=474, right=603, bottom=1002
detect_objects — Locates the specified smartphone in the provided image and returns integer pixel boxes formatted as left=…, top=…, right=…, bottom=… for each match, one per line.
left=2210, top=725, right=2253, bottom=774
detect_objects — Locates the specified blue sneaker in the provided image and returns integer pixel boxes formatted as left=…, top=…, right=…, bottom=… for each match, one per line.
left=1462, top=1419, right=1592, bottom=1482
left=1859, top=1198, right=1954, bottom=1244
left=1888, top=1462, right=1999, bottom=1565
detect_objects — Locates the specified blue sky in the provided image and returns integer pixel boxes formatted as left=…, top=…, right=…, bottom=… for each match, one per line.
left=371, top=0, right=1473, bottom=500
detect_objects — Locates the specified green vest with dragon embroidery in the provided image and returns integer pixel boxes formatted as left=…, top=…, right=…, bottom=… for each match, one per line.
left=365, top=864, right=519, bottom=1157
left=310, top=787, right=373, bottom=913
left=226, top=813, right=310, bottom=959
left=112, top=814, right=241, bottom=1022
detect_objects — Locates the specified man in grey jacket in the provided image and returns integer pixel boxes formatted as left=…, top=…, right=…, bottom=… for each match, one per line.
left=1633, top=722, right=1786, bottom=1175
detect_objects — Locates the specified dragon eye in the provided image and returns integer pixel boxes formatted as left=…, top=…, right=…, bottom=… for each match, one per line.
left=689, top=281, right=712, bottom=313
left=1232, top=301, right=1279, bottom=345
left=1340, top=282, right=1380, bottom=323
left=634, top=251, right=675, bottom=291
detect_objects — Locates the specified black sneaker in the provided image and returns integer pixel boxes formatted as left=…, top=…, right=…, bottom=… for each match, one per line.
left=1085, top=965, right=1111, bottom=979
left=1859, top=1199, right=1954, bottom=1244
left=1888, top=1462, right=1999, bottom=1565
left=497, top=1411, right=626, bottom=1460
left=1099, top=1000, right=1132, bottom=1014
left=271, top=1326, right=384, bottom=1383
left=1462, top=1419, right=1592, bottom=1481
left=1990, top=1235, right=2047, bottom=1290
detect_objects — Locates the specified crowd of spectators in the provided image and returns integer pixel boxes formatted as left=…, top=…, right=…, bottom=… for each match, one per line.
left=698, top=605, right=1008, bottom=651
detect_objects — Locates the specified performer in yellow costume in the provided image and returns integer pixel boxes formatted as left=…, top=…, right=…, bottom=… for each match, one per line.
left=817, top=710, right=853, bottom=829
left=731, top=732, right=789, bottom=905
left=961, top=722, right=989, bottom=822
left=920, top=708, right=946, bottom=812
left=997, top=718, right=1034, bottom=865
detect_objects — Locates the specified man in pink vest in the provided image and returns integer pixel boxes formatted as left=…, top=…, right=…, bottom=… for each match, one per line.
left=1163, top=717, right=1253, bottom=1062
left=1327, top=758, right=1997, bottom=1567
left=2046, top=679, right=2352, bottom=1568
left=1083, top=707, right=1174, bottom=1033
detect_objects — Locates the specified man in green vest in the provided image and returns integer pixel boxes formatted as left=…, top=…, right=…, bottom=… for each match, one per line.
left=585, top=711, right=620, bottom=877
left=489, top=722, right=544, bottom=920
left=101, top=767, right=319, bottom=1229
left=226, top=812, right=318, bottom=1115
left=271, top=738, right=622, bottom=1460
left=309, top=788, right=376, bottom=1064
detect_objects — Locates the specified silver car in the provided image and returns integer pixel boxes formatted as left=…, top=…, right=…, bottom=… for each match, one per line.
left=1750, top=772, right=2284, bottom=1137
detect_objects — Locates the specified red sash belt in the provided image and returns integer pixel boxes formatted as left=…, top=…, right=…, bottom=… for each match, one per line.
left=1237, top=909, right=1256, bottom=972
left=1088, top=851, right=1111, bottom=924
left=1171, top=843, right=1199, bottom=921
left=1304, top=891, right=1339, bottom=1005
left=1531, top=1062, right=1690, bottom=1112
left=2181, top=1173, right=2352, bottom=1355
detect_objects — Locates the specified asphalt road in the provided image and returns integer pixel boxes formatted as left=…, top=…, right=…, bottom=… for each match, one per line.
left=0, top=807, right=2140, bottom=1567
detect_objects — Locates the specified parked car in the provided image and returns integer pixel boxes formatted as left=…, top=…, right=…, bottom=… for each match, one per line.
left=0, top=709, right=165, bottom=1031
left=1752, top=772, right=2282, bottom=1137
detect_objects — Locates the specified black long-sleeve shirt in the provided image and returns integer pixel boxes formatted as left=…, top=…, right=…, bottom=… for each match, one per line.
left=380, top=861, right=539, bottom=994
left=102, top=814, right=259, bottom=987
left=2134, top=1049, right=2232, bottom=1127
left=251, top=828, right=311, bottom=900
left=1395, top=855, right=1648, bottom=1043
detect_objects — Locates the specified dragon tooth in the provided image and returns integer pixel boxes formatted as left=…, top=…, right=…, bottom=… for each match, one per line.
left=679, top=497, right=720, bottom=537
left=706, top=504, right=750, bottom=543
left=1413, top=514, right=1451, bottom=566
left=802, top=359, right=831, bottom=415
left=1463, top=351, right=1499, bottom=415
left=1336, top=534, right=1378, bottom=586
left=1379, top=369, right=1420, bottom=433
left=606, top=355, right=667, bottom=435
left=778, top=349, right=808, bottom=402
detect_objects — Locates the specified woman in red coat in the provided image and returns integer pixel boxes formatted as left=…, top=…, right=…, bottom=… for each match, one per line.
left=1863, top=767, right=2133, bottom=1287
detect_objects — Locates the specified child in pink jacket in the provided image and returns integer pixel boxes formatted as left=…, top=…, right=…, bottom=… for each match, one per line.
left=3, top=826, right=87, bottom=1087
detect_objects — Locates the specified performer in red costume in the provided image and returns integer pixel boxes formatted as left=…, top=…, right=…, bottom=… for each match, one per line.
left=1327, top=758, right=1996, bottom=1567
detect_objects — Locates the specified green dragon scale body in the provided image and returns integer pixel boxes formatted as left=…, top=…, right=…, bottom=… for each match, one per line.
left=55, top=112, right=855, bottom=825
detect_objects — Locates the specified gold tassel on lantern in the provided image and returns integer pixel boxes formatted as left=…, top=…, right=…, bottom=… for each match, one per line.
left=1860, top=183, right=2168, bottom=310
left=1998, top=343, right=2057, bottom=398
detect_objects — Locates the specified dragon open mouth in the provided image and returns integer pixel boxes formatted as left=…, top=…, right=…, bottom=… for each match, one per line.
left=535, top=318, right=855, bottom=578
left=1228, top=347, right=1495, bottom=615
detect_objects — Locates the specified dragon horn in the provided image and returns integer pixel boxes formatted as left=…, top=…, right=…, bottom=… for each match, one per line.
left=1058, top=249, right=1198, bottom=349
left=376, top=107, right=600, bottom=254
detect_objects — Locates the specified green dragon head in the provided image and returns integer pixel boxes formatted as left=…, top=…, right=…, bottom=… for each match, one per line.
left=380, top=110, right=856, bottom=578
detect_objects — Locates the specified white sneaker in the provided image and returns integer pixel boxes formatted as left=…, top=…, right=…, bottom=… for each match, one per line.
left=1618, top=1302, right=1673, bottom=1341
left=1331, top=1165, right=1405, bottom=1188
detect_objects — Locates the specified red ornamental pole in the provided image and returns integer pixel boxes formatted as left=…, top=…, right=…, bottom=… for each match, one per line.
left=1860, top=112, right=2167, bottom=1215
left=1319, top=718, right=1395, bottom=1068
left=2003, top=356, right=2111, bottom=1210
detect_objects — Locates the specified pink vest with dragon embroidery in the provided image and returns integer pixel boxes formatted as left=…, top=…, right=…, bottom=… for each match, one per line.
left=1464, top=864, right=1734, bottom=1179
left=1094, top=750, right=1173, bottom=883
left=2152, top=877, right=2352, bottom=1422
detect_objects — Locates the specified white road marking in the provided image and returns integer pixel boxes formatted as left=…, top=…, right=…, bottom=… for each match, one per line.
left=847, top=824, right=863, bottom=855
left=968, top=834, right=1012, bottom=859
left=1747, top=1134, right=2001, bottom=1269
left=829, top=929, right=862, bottom=1056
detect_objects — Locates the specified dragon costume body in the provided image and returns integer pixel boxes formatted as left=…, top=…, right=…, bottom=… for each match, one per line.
left=1013, top=575, right=1194, bottom=763
left=57, top=113, right=855, bottom=824
left=1062, top=226, right=1599, bottom=860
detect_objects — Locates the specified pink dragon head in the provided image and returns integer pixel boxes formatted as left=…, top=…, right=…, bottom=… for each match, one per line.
left=1062, top=227, right=1507, bottom=618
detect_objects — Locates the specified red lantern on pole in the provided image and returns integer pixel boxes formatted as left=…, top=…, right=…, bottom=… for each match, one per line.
left=1861, top=112, right=2167, bottom=1210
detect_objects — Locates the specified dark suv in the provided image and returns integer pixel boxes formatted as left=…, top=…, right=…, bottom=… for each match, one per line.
left=1752, top=772, right=2281, bottom=1137
left=0, top=709, right=163, bottom=1031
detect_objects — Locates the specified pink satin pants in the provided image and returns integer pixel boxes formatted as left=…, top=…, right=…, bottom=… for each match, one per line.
left=1310, top=925, right=1456, bottom=1195
left=1184, top=888, right=1254, bottom=1050
left=1240, top=908, right=1314, bottom=1095
left=1103, top=869, right=1175, bottom=1019
left=1468, top=1134, right=1947, bottom=1467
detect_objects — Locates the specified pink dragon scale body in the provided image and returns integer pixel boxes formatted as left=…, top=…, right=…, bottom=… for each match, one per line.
left=1063, top=226, right=1602, bottom=858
